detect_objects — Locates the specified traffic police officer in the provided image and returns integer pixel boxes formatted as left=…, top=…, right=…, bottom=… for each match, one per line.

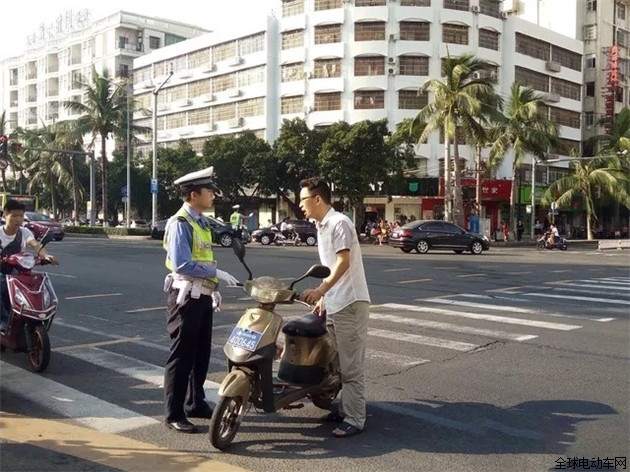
left=162, top=166, right=239, bottom=433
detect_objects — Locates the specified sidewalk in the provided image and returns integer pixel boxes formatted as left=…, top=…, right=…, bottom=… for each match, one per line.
left=0, top=412, right=249, bottom=472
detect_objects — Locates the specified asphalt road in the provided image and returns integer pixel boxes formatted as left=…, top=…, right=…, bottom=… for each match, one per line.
left=1, top=238, right=629, bottom=472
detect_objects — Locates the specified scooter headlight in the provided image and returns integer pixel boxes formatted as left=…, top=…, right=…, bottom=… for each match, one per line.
left=14, top=287, right=32, bottom=309
left=43, top=288, right=51, bottom=307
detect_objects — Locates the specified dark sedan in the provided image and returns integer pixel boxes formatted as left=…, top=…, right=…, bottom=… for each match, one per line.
left=388, top=220, right=490, bottom=255
left=252, top=220, right=317, bottom=246
left=151, top=216, right=249, bottom=247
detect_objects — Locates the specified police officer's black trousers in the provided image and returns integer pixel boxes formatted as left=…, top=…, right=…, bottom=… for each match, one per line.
left=164, top=289, right=213, bottom=422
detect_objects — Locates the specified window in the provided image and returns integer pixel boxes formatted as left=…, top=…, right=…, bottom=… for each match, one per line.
left=214, top=103, right=237, bottom=121
left=401, top=0, right=430, bottom=5
left=149, top=36, right=160, bottom=49
left=549, top=107, right=581, bottom=129
left=587, top=0, right=597, bottom=11
left=400, top=21, right=430, bottom=41
left=443, top=0, right=469, bottom=11
left=163, top=85, right=186, bottom=103
left=550, top=78, right=581, bottom=101
left=354, top=90, right=384, bottom=109
left=213, top=41, right=237, bottom=63
left=399, top=56, right=429, bottom=76
left=167, top=112, right=186, bottom=129
left=282, top=0, right=304, bottom=17
left=118, top=64, right=130, bottom=78
left=618, top=2, right=626, bottom=20
left=615, top=87, right=623, bottom=103
left=584, top=25, right=597, bottom=41
left=479, top=29, right=500, bottom=51
left=356, top=0, right=386, bottom=5
left=281, top=62, right=304, bottom=82
left=314, top=92, right=342, bottom=111
left=314, top=0, right=342, bottom=10
left=281, top=96, right=304, bottom=114
left=515, top=33, right=550, bottom=61
left=586, top=82, right=595, bottom=97
left=314, top=24, right=342, bottom=44
left=355, top=22, right=386, bottom=41
left=442, top=24, right=469, bottom=45
left=514, top=66, right=549, bottom=92
left=585, top=54, right=596, bottom=69
left=239, top=33, right=265, bottom=56
left=189, top=80, right=211, bottom=98
left=212, top=74, right=237, bottom=93
left=583, top=112, right=595, bottom=127
left=479, top=0, right=501, bottom=18
left=238, top=98, right=265, bottom=117
left=188, top=49, right=212, bottom=69
left=354, top=56, right=385, bottom=76
left=282, top=29, right=304, bottom=50
left=551, top=46, right=582, bottom=72
left=617, top=29, right=628, bottom=48
left=188, top=108, right=211, bottom=126
left=398, top=90, right=428, bottom=109
left=238, top=66, right=265, bottom=87
left=314, top=58, right=342, bottom=78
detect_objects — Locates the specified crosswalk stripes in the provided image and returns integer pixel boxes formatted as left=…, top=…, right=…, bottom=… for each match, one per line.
left=1, top=276, right=627, bottom=442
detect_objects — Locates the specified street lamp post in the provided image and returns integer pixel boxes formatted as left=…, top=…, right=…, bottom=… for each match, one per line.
left=530, top=157, right=537, bottom=240
left=151, top=71, right=173, bottom=226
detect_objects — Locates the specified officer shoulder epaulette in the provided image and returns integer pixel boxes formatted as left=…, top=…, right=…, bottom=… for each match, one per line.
left=176, top=216, right=188, bottom=223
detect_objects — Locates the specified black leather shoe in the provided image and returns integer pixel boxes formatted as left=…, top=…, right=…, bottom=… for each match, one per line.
left=185, top=405, right=214, bottom=419
left=165, top=419, right=197, bottom=433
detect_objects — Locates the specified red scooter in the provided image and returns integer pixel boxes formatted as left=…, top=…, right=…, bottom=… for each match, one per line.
left=0, top=231, right=58, bottom=372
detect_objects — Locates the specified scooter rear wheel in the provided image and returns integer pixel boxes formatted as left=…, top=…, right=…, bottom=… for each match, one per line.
left=209, top=395, right=245, bottom=450
left=28, top=325, right=50, bottom=372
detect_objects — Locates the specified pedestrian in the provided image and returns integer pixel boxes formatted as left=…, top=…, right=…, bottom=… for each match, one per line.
left=516, top=220, right=524, bottom=242
left=501, top=221, right=509, bottom=242
left=162, top=166, right=239, bottom=434
left=299, top=177, right=370, bottom=438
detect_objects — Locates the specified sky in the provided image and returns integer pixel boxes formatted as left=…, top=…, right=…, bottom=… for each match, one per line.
left=0, top=0, right=275, bottom=61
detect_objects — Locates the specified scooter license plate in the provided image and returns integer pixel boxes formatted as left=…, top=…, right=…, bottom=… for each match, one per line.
left=227, top=327, right=263, bottom=352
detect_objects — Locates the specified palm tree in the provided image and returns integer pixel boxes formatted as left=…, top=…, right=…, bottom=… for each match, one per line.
left=64, top=66, right=128, bottom=223
left=489, top=82, right=559, bottom=234
left=412, top=54, right=497, bottom=226
left=542, top=155, right=630, bottom=240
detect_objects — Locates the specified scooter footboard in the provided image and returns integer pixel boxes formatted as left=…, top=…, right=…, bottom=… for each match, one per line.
left=218, top=369, right=251, bottom=404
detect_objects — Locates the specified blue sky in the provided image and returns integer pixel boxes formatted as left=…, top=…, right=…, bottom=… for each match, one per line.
left=1, top=1, right=274, bottom=61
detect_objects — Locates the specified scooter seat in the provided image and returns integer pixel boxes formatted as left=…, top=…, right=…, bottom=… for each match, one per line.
left=282, top=313, right=327, bottom=338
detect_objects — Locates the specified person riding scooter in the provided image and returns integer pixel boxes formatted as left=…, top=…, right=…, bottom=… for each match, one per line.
left=0, top=200, right=58, bottom=331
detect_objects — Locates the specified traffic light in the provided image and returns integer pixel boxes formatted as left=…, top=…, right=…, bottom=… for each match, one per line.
left=0, top=135, right=7, bottom=158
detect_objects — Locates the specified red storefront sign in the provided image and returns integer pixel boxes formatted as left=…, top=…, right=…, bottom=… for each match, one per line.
left=438, top=178, right=512, bottom=200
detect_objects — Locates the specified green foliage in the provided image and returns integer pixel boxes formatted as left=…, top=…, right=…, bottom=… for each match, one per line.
left=64, top=226, right=150, bottom=237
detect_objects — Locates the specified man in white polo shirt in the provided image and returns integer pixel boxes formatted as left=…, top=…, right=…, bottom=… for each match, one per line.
left=299, top=177, right=370, bottom=438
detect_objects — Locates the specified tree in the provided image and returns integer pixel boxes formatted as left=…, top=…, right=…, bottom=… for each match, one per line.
left=413, top=54, right=497, bottom=226
left=319, top=119, right=413, bottom=229
left=489, top=82, right=559, bottom=233
left=542, top=155, right=630, bottom=240
left=64, top=67, right=129, bottom=222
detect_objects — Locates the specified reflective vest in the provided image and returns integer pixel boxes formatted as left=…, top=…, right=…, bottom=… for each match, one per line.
left=230, top=211, right=241, bottom=227
left=164, top=207, right=218, bottom=284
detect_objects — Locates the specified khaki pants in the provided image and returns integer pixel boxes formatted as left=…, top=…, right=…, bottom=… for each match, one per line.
left=327, top=300, right=369, bottom=430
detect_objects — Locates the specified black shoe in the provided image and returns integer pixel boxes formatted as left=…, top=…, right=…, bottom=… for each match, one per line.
left=185, top=404, right=214, bottom=419
left=165, top=419, right=197, bottom=433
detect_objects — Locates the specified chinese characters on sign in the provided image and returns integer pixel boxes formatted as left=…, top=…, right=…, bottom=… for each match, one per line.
left=554, top=456, right=626, bottom=470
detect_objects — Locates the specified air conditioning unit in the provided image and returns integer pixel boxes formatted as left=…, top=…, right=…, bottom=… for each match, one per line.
left=201, top=63, right=216, bottom=73
left=388, top=57, right=396, bottom=64
left=178, top=99, right=192, bottom=107
left=545, top=61, right=561, bottom=73
left=178, top=70, right=193, bottom=79
left=500, top=11, right=509, bottom=19
left=546, top=93, right=561, bottom=102
left=228, top=56, right=243, bottom=67
left=227, top=88, right=241, bottom=98
left=202, top=123, right=216, bottom=132
left=157, top=103, right=170, bottom=111
left=179, top=129, right=193, bottom=136
left=389, top=34, right=397, bottom=42
left=201, top=93, right=216, bottom=102
left=388, top=67, right=397, bottom=75
left=303, top=71, right=313, bottom=79
left=471, top=5, right=480, bottom=13
left=228, top=117, right=243, bottom=128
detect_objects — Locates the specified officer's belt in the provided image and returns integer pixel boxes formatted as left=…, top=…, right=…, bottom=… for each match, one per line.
left=171, top=273, right=218, bottom=295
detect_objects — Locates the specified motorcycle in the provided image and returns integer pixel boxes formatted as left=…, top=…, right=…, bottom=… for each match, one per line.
left=0, top=230, right=58, bottom=372
left=209, top=239, right=340, bottom=450
left=537, top=232, right=568, bottom=251
left=274, top=225, right=301, bottom=246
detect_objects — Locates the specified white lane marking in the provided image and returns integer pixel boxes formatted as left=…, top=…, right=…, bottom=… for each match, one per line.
left=524, top=292, right=630, bottom=305
left=561, top=282, right=630, bottom=290
left=369, top=328, right=478, bottom=351
left=366, top=348, right=430, bottom=367
left=381, top=303, right=582, bottom=331
left=457, top=274, right=486, bottom=278
left=398, top=279, right=432, bottom=284
left=546, top=286, right=630, bottom=297
left=65, top=293, right=122, bottom=300
left=370, top=312, right=537, bottom=342
left=372, top=402, right=542, bottom=440
left=422, top=297, right=540, bottom=314
left=384, top=268, right=411, bottom=272
left=597, top=318, right=616, bottom=322
left=125, top=306, right=167, bottom=313
left=0, top=360, right=159, bottom=433
left=459, top=293, right=530, bottom=302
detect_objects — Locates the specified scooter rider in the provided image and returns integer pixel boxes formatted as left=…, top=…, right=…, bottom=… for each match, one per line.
left=0, top=200, right=58, bottom=332
left=162, top=166, right=239, bottom=434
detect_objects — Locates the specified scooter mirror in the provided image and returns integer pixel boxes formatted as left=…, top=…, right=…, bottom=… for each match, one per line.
left=306, top=264, right=330, bottom=279
left=38, top=230, right=54, bottom=251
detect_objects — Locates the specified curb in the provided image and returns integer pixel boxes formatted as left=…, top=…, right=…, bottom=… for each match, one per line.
left=0, top=412, right=249, bottom=472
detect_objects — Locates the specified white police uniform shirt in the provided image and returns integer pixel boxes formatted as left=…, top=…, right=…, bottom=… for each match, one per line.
left=0, top=226, right=35, bottom=250
left=317, top=208, right=370, bottom=315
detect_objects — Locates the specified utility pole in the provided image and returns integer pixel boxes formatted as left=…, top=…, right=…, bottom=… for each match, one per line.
left=151, top=71, right=173, bottom=226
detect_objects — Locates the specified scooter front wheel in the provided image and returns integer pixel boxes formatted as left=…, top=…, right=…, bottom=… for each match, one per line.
left=209, top=395, right=245, bottom=450
left=28, top=325, right=51, bottom=372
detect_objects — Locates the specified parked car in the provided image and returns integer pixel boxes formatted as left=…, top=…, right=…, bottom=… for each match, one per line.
left=151, top=216, right=249, bottom=248
left=117, top=219, right=150, bottom=229
left=23, top=212, right=65, bottom=241
left=388, top=220, right=490, bottom=255
left=252, top=220, right=318, bottom=246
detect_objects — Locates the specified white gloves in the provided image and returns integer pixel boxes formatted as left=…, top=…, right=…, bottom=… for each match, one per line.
left=212, top=291, right=222, bottom=311
left=216, top=269, right=239, bottom=287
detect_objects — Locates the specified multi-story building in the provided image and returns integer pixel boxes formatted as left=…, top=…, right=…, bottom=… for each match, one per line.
left=133, top=0, right=582, bottom=232
left=0, top=10, right=208, bottom=136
